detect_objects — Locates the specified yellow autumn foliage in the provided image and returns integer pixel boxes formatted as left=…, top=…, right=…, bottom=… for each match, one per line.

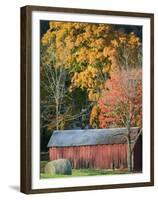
left=89, top=105, right=100, bottom=128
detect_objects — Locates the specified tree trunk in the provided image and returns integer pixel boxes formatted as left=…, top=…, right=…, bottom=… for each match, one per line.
left=127, top=125, right=132, bottom=172
left=56, top=100, right=59, bottom=130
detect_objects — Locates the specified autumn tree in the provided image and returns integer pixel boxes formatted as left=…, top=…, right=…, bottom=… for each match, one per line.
left=41, top=22, right=117, bottom=127
left=40, top=38, right=90, bottom=130
left=40, top=41, right=72, bottom=130
left=99, top=69, right=142, bottom=171
left=98, top=31, right=142, bottom=171
left=103, top=31, right=142, bottom=71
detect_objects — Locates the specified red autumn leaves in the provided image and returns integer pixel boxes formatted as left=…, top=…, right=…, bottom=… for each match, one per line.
left=98, top=69, right=142, bottom=128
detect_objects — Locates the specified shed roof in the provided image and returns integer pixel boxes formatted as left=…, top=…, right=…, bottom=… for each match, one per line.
left=47, top=127, right=140, bottom=147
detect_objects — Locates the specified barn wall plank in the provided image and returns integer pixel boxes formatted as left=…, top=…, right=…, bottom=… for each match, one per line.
left=49, top=144, right=129, bottom=169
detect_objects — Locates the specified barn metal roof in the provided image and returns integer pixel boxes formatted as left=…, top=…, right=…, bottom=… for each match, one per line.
left=47, top=127, right=140, bottom=147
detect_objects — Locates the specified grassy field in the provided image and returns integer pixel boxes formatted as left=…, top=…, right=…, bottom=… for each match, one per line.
left=40, top=161, right=134, bottom=179
left=41, top=169, right=132, bottom=179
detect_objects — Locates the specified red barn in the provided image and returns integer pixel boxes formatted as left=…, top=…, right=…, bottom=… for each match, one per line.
left=47, top=128, right=142, bottom=171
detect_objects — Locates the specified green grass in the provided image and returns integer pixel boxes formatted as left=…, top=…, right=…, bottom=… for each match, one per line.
left=40, top=161, right=141, bottom=179
left=40, top=168, right=133, bottom=179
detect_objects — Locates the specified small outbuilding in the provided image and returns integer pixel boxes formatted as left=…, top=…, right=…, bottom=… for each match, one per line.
left=47, top=128, right=142, bottom=171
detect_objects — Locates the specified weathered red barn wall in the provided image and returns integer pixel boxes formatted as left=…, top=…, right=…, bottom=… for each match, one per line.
left=49, top=144, right=128, bottom=169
